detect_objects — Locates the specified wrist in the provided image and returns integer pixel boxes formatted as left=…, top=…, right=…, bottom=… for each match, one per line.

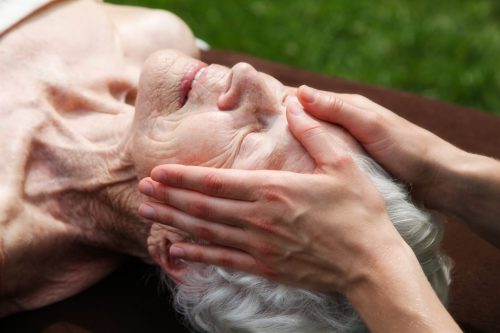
left=425, top=149, right=500, bottom=245
left=345, top=240, right=460, bottom=333
left=413, top=140, right=469, bottom=213
left=423, top=147, right=499, bottom=214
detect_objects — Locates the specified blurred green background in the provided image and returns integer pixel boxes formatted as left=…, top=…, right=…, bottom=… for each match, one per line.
left=108, top=0, right=500, bottom=115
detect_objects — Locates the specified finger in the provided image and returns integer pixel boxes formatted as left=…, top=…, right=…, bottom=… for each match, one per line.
left=170, top=242, right=278, bottom=279
left=286, top=101, right=349, bottom=167
left=138, top=201, right=252, bottom=251
left=138, top=178, right=253, bottom=227
left=149, top=164, right=280, bottom=200
left=314, top=89, right=378, bottom=109
left=297, top=85, right=382, bottom=144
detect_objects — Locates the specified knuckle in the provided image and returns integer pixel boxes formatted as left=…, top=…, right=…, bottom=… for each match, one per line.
left=161, top=211, right=174, bottom=225
left=362, top=112, right=388, bottom=140
left=259, top=185, right=285, bottom=203
left=301, top=123, right=324, bottom=140
left=255, top=241, right=280, bottom=258
left=186, top=247, right=204, bottom=261
left=321, top=151, right=354, bottom=170
left=168, top=169, right=185, bottom=186
left=159, top=185, right=170, bottom=202
left=351, top=93, right=371, bottom=106
left=192, top=225, right=215, bottom=241
left=218, top=256, right=236, bottom=269
left=364, top=110, right=384, bottom=130
left=202, top=172, right=224, bottom=195
left=248, top=215, right=277, bottom=232
left=334, top=153, right=355, bottom=168
left=257, top=264, right=280, bottom=280
left=188, top=200, right=210, bottom=217
left=324, top=94, right=344, bottom=113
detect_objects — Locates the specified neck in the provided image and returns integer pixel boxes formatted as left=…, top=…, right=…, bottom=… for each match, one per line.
left=22, top=102, right=152, bottom=261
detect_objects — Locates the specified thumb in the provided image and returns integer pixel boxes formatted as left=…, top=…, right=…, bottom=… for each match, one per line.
left=297, top=85, right=377, bottom=144
left=286, top=101, right=347, bottom=167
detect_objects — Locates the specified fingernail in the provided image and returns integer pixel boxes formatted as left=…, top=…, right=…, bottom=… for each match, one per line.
left=138, top=181, right=153, bottom=196
left=138, top=204, right=156, bottom=219
left=300, top=85, right=316, bottom=103
left=151, top=169, right=167, bottom=183
left=170, top=245, right=186, bottom=257
left=288, top=102, right=304, bottom=116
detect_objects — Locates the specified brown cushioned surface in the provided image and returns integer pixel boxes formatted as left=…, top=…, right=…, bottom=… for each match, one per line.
left=1, top=49, right=499, bottom=333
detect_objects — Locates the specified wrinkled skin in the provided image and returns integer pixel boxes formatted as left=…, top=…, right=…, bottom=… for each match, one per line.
left=0, top=0, right=198, bottom=315
left=0, top=0, right=362, bottom=317
left=130, top=52, right=363, bottom=178
left=131, top=50, right=365, bottom=281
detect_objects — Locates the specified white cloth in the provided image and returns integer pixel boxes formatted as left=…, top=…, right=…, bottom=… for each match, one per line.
left=0, top=0, right=58, bottom=36
left=0, top=0, right=210, bottom=50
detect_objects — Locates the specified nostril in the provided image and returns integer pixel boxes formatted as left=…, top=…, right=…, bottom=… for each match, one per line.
left=217, top=63, right=261, bottom=111
left=217, top=70, right=234, bottom=110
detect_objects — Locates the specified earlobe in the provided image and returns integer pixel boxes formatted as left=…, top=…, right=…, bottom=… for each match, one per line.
left=148, top=224, right=190, bottom=284
left=160, top=247, right=189, bottom=284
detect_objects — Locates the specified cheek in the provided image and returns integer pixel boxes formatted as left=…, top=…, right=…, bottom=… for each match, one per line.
left=171, top=113, right=248, bottom=166
left=233, top=133, right=275, bottom=169
left=234, top=124, right=316, bottom=173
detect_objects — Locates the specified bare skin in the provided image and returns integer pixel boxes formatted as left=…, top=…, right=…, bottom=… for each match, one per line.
left=1, top=2, right=479, bottom=331
left=297, top=85, right=500, bottom=248
left=136, top=86, right=500, bottom=332
left=0, top=0, right=362, bottom=317
left=0, top=0, right=198, bottom=316
left=138, top=103, right=461, bottom=333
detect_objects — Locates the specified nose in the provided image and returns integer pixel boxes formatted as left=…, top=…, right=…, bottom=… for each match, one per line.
left=217, top=62, right=280, bottom=114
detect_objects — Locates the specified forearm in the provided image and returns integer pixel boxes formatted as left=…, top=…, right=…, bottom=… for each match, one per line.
left=425, top=147, right=500, bottom=247
left=345, top=242, right=461, bottom=333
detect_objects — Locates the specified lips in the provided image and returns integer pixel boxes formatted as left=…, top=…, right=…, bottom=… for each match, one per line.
left=179, top=62, right=208, bottom=106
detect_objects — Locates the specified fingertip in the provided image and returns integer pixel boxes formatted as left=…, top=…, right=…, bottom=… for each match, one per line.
left=298, top=85, right=317, bottom=104
left=138, top=178, right=154, bottom=196
left=170, top=245, right=186, bottom=258
left=286, top=105, right=343, bottom=165
left=150, top=165, right=168, bottom=183
left=151, top=164, right=184, bottom=182
left=286, top=101, right=311, bottom=136
left=138, top=176, right=153, bottom=185
left=138, top=203, right=157, bottom=220
left=286, top=100, right=305, bottom=116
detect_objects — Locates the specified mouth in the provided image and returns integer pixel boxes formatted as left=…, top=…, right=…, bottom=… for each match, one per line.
left=179, top=62, right=208, bottom=107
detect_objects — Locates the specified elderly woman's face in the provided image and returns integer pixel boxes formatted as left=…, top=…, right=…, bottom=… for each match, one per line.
left=131, top=50, right=362, bottom=178
left=133, top=50, right=363, bottom=281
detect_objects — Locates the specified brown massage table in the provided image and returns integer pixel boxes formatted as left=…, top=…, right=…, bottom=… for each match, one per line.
left=1, top=49, right=499, bottom=333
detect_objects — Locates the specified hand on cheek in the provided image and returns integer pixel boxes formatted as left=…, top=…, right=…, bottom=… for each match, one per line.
left=137, top=101, right=404, bottom=293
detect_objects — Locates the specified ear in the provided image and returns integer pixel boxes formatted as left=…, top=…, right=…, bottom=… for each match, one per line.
left=148, top=224, right=190, bottom=284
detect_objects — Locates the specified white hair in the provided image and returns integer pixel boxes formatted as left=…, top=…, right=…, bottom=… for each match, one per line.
left=167, top=154, right=451, bottom=333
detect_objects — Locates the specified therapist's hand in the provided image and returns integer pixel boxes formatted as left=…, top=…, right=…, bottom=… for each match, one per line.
left=138, top=100, right=462, bottom=333
left=298, top=86, right=463, bottom=183
left=296, top=86, right=500, bottom=248
left=138, top=101, right=408, bottom=293
left=295, top=85, right=467, bottom=205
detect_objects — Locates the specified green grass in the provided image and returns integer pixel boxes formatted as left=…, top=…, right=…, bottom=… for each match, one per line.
left=108, top=0, right=500, bottom=115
